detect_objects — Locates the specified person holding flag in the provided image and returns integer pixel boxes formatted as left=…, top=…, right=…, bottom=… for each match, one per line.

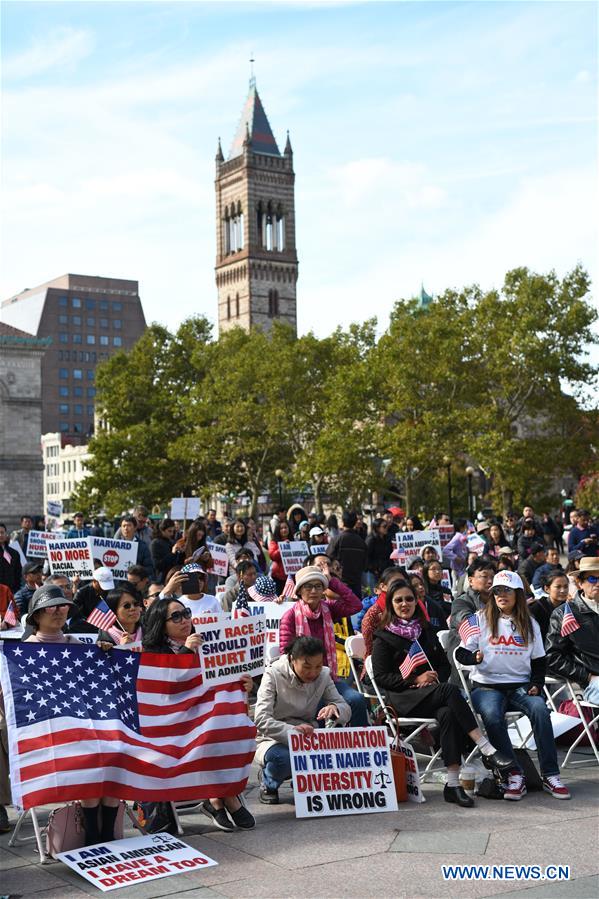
left=457, top=570, right=570, bottom=801
left=546, top=556, right=599, bottom=705
left=371, top=580, right=513, bottom=808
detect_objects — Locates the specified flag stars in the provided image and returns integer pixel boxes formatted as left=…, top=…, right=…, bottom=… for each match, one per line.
left=26, top=711, right=36, bottom=722
left=23, top=691, right=34, bottom=702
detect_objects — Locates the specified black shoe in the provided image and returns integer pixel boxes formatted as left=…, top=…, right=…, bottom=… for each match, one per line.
left=444, top=784, right=475, bottom=808
left=200, top=800, right=234, bottom=832
left=482, top=750, right=515, bottom=774
left=0, top=805, right=11, bottom=833
left=259, top=785, right=279, bottom=805
left=230, top=803, right=256, bottom=829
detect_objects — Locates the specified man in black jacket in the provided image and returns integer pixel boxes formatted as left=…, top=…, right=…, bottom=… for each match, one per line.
left=546, top=556, right=599, bottom=703
left=0, top=522, right=22, bottom=594
left=326, top=510, right=366, bottom=599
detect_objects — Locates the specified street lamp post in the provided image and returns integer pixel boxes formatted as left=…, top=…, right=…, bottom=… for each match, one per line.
left=275, top=469, right=284, bottom=508
left=443, top=456, right=453, bottom=522
left=465, top=466, right=475, bottom=521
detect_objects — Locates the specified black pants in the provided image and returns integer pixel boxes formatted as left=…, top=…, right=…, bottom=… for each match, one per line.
left=409, top=682, right=477, bottom=767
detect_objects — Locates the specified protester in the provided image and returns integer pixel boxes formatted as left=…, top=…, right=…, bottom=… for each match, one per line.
left=254, top=635, right=351, bottom=804
left=457, top=570, right=570, bottom=800
left=206, top=508, right=222, bottom=539
left=268, top=521, right=292, bottom=593
left=12, top=515, right=33, bottom=559
left=371, top=580, right=512, bottom=808
left=446, top=557, right=497, bottom=681
left=421, top=544, right=440, bottom=563
left=118, top=515, right=154, bottom=578
left=517, top=519, right=539, bottom=560
left=404, top=515, right=424, bottom=532
left=442, top=518, right=469, bottom=579
left=102, top=585, right=144, bottom=645
left=178, top=562, right=221, bottom=618
left=422, top=559, right=453, bottom=607
left=518, top=543, right=547, bottom=585
left=71, top=565, right=115, bottom=619
left=150, top=518, right=185, bottom=583
left=144, top=581, right=165, bottom=608
left=0, top=522, right=22, bottom=594
left=14, top=561, right=44, bottom=615
left=365, top=518, right=393, bottom=585
left=221, top=559, right=258, bottom=612
left=279, top=565, right=366, bottom=725
left=567, top=509, right=599, bottom=557
left=142, top=599, right=256, bottom=830
left=225, top=519, right=258, bottom=573
left=529, top=571, right=570, bottom=642
left=531, top=547, right=563, bottom=590
left=287, top=504, right=308, bottom=539
left=485, top=522, right=509, bottom=558
left=127, top=564, right=150, bottom=599
left=295, top=520, right=310, bottom=542
left=326, top=510, right=367, bottom=599
left=546, top=556, right=599, bottom=704
left=308, top=526, right=328, bottom=553
left=65, top=512, right=91, bottom=538
left=114, top=505, right=153, bottom=549
left=410, top=572, right=448, bottom=632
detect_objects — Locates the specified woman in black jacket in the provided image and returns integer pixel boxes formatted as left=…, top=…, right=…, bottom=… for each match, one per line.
left=365, top=518, right=393, bottom=582
left=371, top=580, right=512, bottom=807
left=150, top=518, right=185, bottom=584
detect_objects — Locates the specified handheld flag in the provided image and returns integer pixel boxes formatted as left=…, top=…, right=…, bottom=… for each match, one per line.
left=281, top=575, right=296, bottom=599
left=86, top=598, right=117, bottom=632
left=399, top=640, right=430, bottom=680
left=458, top=613, right=481, bottom=644
left=560, top=602, right=580, bottom=637
left=2, top=603, right=18, bottom=628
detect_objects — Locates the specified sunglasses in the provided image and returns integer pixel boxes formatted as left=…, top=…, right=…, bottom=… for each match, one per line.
left=166, top=607, right=192, bottom=623
left=582, top=575, right=599, bottom=585
left=493, top=586, right=515, bottom=594
left=120, top=600, right=143, bottom=610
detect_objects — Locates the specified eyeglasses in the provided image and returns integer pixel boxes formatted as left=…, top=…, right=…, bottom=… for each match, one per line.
left=120, top=601, right=143, bottom=610
left=166, top=607, right=192, bottom=623
left=583, top=575, right=599, bottom=585
left=493, top=586, right=515, bottom=594
left=302, top=583, right=324, bottom=592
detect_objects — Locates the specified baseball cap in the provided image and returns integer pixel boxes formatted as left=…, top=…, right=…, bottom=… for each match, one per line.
left=492, top=570, right=524, bottom=591
left=23, top=560, right=44, bottom=575
left=309, top=526, right=324, bottom=537
left=497, top=546, right=514, bottom=556
left=181, top=562, right=206, bottom=575
left=94, top=567, right=115, bottom=591
left=476, top=521, right=491, bottom=533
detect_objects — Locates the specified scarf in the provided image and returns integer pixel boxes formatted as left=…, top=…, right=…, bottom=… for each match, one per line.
left=29, top=631, right=74, bottom=643
left=385, top=617, right=422, bottom=641
left=166, top=636, right=189, bottom=654
left=294, top=599, right=337, bottom=679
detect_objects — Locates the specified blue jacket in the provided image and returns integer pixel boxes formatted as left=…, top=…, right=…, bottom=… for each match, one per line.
left=14, top=584, right=36, bottom=615
left=134, top=536, right=155, bottom=579
left=567, top=524, right=599, bottom=556
left=66, top=527, right=92, bottom=538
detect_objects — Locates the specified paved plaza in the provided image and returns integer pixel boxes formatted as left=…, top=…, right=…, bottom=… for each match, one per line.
left=1, top=755, right=597, bottom=899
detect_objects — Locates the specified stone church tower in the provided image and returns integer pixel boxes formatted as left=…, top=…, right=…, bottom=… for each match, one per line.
left=215, top=78, right=298, bottom=335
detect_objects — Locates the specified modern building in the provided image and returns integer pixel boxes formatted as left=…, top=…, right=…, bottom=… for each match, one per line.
left=0, top=323, right=48, bottom=530
left=41, top=432, right=91, bottom=520
left=0, top=274, right=146, bottom=444
left=215, top=77, right=298, bottom=335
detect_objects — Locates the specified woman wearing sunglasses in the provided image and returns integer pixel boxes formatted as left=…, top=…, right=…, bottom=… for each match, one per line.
left=456, top=569, right=570, bottom=801
left=101, top=585, right=145, bottom=645
left=142, top=599, right=255, bottom=832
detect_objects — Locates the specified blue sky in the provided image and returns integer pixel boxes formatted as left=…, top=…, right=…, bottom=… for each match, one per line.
left=1, top=0, right=597, bottom=339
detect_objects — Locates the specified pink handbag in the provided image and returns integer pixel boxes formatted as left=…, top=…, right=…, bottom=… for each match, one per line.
left=46, top=801, right=126, bottom=857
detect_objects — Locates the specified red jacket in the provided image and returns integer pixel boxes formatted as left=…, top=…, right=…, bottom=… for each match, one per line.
left=279, top=577, right=361, bottom=667
left=268, top=539, right=288, bottom=583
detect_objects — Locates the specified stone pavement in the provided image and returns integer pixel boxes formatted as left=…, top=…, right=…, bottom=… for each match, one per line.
left=1, top=757, right=597, bottom=899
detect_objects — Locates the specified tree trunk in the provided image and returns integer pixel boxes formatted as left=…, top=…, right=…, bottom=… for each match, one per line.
left=312, top=476, right=323, bottom=515
left=502, top=485, right=513, bottom=518
left=405, top=473, right=413, bottom=517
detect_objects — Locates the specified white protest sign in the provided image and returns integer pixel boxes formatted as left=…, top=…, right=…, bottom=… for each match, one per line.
left=47, top=538, right=94, bottom=580
left=280, top=541, right=309, bottom=575
left=441, top=569, right=452, bottom=592
left=88, top=537, right=137, bottom=580
left=289, top=726, right=398, bottom=818
left=395, top=530, right=442, bottom=563
left=310, top=544, right=328, bottom=555
left=435, top=525, right=455, bottom=548
left=196, top=614, right=266, bottom=686
left=395, top=739, right=426, bottom=803
left=57, top=832, right=217, bottom=892
left=0, top=628, right=25, bottom=640
left=170, top=497, right=201, bottom=521
left=68, top=633, right=100, bottom=644
left=26, top=530, right=57, bottom=558
left=215, top=585, right=227, bottom=607
left=231, top=601, right=294, bottom=645
left=467, top=534, right=487, bottom=556
left=205, top=540, right=228, bottom=577
left=47, top=499, right=63, bottom=517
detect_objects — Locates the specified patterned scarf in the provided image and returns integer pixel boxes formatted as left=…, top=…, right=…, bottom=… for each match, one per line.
left=166, top=636, right=189, bottom=654
left=385, top=617, right=422, bottom=641
left=294, top=599, right=337, bottom=680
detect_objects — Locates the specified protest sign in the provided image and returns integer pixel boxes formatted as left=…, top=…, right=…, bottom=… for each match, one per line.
left=441, top=569, right=452, bottom=592
left=170, top=497, right=201, bottom=521
left=467, top=534, right=487, bottom=556
left=0, top=627, right=25, bottom=640
left=231, top=601, right=294, bottom=645
left=395, top=530, right=442, bottom=562
left=68, top=633, right=100, bottom=644
left=88, top=537, right=137, bottom=580
left=196, top=614, right=266, bottom=686
left=47, top=500, right=63, bottom=518
left=206, top=540, right=229, bottom=577
left=394, top=740, right=426, bottom=803
left=310, top=545, right=328, bottom=555
left=280, top=541, right=309, bottom=575
left=289, top=726, right=398, bottom=818
left=47, top=538, right=94, bottom=580
left=436, top=525, right=455, bottom=548
left=57, top=832, right=217, bottom=892
left=215, top=585, right=227, bottom=606
left=27, top=530, right=57, bottom=558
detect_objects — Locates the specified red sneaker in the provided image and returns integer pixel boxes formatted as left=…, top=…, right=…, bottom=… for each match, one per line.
left=503, top=772, right=526, bottom=801
left=542, top=776, right=571, bottom=800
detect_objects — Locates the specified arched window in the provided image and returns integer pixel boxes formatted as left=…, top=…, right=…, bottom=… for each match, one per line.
left=223, top=203, right=244, bottom=254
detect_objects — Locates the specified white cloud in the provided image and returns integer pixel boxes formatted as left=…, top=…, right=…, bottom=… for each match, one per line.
left=330, top=158, right=447, bottom=211
left=3, top=26, right=94, bottom=80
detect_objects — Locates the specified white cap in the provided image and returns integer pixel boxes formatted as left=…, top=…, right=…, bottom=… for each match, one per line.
left=492, top=570, right=523, bottom=591
left=309, top=526, right=325, bottom=537
left=94, top=567, right=115, bottom=590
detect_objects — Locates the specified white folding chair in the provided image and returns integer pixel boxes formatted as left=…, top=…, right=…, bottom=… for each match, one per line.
left=265, top=644, right=281, bottom=666
left=543, top=676, right=569, bottom=713
left=345, top=634, right=378, bottom=704
left=364, top=656, right=443, bottom=782
left=436, top=629, right=451, bottom=652
left=560, top=682, right=599, bottom=768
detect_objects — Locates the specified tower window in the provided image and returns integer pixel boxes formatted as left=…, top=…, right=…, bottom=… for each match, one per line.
left=227, top=296, right=231, bottom=320
left=268, top=289, right=279, bottom=317
left=236, top=293, right=240, bottom=318
left=223, top=204, right=244, bottom=255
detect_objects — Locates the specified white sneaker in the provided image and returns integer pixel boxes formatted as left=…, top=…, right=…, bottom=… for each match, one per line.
left=503, top=772, right=526, bottom=801
left=542, top=775, right=571, bottom=800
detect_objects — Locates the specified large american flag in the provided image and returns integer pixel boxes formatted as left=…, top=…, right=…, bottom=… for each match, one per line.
left=0, top=642, right=256, bottom=810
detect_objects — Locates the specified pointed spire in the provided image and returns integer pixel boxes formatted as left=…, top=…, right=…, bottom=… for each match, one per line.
left=215, top=137, right=224, bottom=163
left=284, top=130, right=293, bottom=156
left=417, top=284, right=433, bottom=309
left=228, top=80, right=281, bottom=159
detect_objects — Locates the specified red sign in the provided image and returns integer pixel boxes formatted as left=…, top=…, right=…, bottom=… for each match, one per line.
left=103, top=549, right=119, bottom=567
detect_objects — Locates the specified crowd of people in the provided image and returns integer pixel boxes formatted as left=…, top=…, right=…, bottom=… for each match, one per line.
left=0, top=500, right=597, bottom=839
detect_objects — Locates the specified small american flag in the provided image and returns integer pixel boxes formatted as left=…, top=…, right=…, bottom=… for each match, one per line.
left=2, top=603, right=18, bottom=628
left=0, top=642, right=256, bottom=810
left=281, top=575, right=296, bottom=599
left=86, top=598, right=117, bottom=631
left=561, top=602, right=580, bottom=637
left=399, top=640, right=430, bottom=680
left=458, top=613, right=481, bottom=644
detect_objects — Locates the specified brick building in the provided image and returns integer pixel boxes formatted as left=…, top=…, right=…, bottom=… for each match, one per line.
left=0, top=274, right=146, bottom=443
left=215, top=78, right=298, bottom=334
left=0, top=323, right=48, bottom=530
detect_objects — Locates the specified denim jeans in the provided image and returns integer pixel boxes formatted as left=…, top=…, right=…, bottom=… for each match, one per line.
left=471, top=686, right=559, bottom=777
left=262, top=743, right=292, bottom=791
left=327, top=679, right=369, bottom=727
left=583, top=678, right=599, bottom=705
